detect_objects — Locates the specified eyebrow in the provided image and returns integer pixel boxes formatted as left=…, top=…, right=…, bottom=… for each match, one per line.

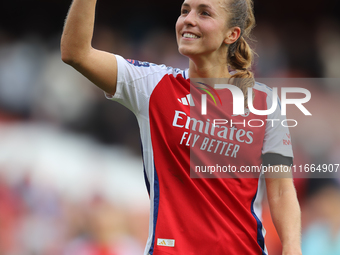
left=182, top=3, right=213, bottom=10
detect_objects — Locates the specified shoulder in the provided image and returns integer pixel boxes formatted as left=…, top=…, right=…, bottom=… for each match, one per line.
left=253, top=81, right=274, bottom=95
left=253, top=81, right=279, bottom=106
left=116, top=55, right=188, bottom=79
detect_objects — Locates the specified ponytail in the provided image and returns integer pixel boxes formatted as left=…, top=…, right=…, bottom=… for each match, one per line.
left=225, top=0, right=256, bottom=108
left=228, top=36, right=253, bottom=71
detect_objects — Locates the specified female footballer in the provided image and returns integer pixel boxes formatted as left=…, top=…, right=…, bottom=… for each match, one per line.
left=61, top=0, right=302, bottom=254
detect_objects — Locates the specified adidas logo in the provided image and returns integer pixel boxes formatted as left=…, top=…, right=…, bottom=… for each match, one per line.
left=157, top=238, right=175, bottom=247
left=177, top=94, right=195, bottom=106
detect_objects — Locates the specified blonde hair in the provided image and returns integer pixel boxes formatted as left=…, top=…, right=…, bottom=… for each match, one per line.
left=225, top=0, right=256, bottom=107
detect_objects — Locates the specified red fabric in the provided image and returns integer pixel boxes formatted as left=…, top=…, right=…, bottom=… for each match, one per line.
left=148, top=75, right=267, bottom=254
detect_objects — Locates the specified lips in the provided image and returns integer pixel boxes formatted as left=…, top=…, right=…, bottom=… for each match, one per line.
left=182, top=32, right=200, bottom=39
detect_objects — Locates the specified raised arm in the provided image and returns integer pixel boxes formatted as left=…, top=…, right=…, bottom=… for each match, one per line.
left=61, top=0, right=118, bottom=95
left=265, top=170, right=302, bottom=255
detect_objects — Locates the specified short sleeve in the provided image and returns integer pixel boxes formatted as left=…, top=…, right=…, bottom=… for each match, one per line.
left=262, top=88, right=294, bottom=159
left=105, top=55, right=176, bottom=115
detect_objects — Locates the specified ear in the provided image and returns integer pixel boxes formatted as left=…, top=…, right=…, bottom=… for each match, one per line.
left=224, top=27, right=241, bottom=45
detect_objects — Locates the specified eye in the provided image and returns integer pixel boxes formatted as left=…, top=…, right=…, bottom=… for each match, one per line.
left=201, top=11, right=210, bottom=16
left=181, top=9, right=189, bottom=15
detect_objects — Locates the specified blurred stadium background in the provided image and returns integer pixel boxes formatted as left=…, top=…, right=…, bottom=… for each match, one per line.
left=0, top=0, right=340, bottom=254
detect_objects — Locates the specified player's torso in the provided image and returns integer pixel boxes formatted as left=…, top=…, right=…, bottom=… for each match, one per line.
left=144, top=74, right=268, bottom=255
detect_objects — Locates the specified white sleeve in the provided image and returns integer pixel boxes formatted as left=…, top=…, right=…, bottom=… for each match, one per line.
left=262, top=89, right=294, bottom=158
left=105, top=55, right=176, bottom=115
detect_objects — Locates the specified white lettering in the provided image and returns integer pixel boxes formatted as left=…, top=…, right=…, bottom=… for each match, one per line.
left=281, top=88, right=312, bottom=116
left=173, top=110, right=186, bottom=128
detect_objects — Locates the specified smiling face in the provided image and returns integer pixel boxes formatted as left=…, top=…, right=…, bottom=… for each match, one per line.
left=176, top=0, right=238, bottom=62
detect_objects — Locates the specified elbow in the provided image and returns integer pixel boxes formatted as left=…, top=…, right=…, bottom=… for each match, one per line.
left=60, top=42, right=84, bottom=66
left=60, top=36, right=76, bottom=65
left=61, top=51, right=85, bottom=68
left=61, top=48, right=78, bottom=66
left=60, top=40, right=69, bottom=63
left=61, top=43, right=73, bottom=65
left=61, top=53, right=73, bottom=65
left=60, top=34, right=92, bottom=66
left=61, top=56, right=78, bottom=67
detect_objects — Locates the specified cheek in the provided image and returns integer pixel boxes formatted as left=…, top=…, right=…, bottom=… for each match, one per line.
left=175, top=17, right=184, bottom=46
left=175, top=17, right=182, bottom=35
left=203, top=24, right=225, bottom=44
left=204, top=31, right=223, bottom=48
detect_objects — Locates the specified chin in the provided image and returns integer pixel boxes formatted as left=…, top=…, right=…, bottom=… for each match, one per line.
left=178, top=45, right=197, bottom=58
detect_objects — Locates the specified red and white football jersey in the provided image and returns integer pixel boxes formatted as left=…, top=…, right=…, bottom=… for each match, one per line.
left=106, top=55, right=293, bottom=255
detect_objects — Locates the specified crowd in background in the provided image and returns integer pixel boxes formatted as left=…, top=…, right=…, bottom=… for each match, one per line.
left=0, top=0, right=340, bottom=254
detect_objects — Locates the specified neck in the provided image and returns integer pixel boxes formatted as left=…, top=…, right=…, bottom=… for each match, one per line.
left=188, top=56, right=231, bottom=79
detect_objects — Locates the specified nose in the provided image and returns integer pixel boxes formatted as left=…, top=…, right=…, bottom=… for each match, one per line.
left=183, top=11, right=197, bottom=26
